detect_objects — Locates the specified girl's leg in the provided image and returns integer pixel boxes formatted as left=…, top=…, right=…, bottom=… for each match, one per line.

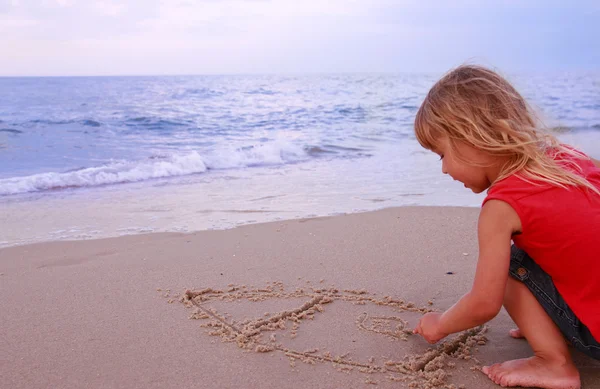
left=482, top=277, right=580, bottom=389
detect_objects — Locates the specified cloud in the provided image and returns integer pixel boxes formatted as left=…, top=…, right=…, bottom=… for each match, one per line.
left=0, top=17, right=36, bottom=26
left=0, top=0, right=598, bottom=75
left=0, top=0, right=16, bottom=12
left=92, top=1, right=126, bottom=17
left=52, top=0, right=75, bottom=7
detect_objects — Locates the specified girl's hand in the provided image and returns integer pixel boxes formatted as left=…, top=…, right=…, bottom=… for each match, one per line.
left=413, top=312, right=448, bottom=344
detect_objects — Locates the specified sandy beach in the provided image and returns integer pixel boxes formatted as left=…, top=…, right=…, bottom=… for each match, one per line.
left=1, top=206, right=598, bottom=389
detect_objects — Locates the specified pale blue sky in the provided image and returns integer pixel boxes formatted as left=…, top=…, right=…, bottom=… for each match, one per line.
left=1, top=0, right=598, bottom=76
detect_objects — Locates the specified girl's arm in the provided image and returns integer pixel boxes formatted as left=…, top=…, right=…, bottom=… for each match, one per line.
left=437, top=199, right=521, bottom=335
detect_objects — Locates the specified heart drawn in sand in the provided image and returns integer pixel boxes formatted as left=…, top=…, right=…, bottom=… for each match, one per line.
left=160, top=281, right=488, bottom=389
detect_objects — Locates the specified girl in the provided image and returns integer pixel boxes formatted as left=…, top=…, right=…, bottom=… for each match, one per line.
left=411, top=65, right=600, bottom=389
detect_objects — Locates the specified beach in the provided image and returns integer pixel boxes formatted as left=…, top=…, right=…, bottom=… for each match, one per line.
left=1, top=206, right=598, bottom=389
left=1, top=2, right=599, bottom=388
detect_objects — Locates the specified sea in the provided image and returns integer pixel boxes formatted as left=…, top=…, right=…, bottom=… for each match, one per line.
left=1, top=73, right=599, bottom=248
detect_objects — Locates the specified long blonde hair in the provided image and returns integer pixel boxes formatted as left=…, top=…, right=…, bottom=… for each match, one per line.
left=414, top=64, right=598, bottom=194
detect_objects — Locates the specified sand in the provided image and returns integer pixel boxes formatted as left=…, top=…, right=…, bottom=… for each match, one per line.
left=0, top=206, right=598, bottom=389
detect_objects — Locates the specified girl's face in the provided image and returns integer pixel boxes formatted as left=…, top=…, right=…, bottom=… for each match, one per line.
left=433, top=137, right=499, bottom=194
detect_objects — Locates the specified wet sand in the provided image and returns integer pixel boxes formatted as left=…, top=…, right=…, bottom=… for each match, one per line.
left=1, top=207, right=598, bottom=388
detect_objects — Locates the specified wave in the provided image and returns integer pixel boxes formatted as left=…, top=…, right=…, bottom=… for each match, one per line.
left=124, top=116, right=189, bottom=129
left=25, top=119, right=103, bottom=127
left=172, top=88, right=224, bottom=99
left=336, top=106, right=366, bottom=115
left=82, top=120, right=102, bottom=127
left=304, top=144, right=367, bottom=157
left=0, top=141, right=315, bottom=196
left=28, top=119, right=73, bottom=125
left=0, top=153, right=208, bottom=196
left=375, top=102, right=418, bottom=111
left=24, top=117, right=188, bottom=130
left=0, top=128, right=23, bottom=134
left=245, top=88, right=278, bottom=96
left=549, top=124, right=600, bottom=132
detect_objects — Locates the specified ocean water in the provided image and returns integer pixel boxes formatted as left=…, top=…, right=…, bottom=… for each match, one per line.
left=1, top=73, right=599, bottom=247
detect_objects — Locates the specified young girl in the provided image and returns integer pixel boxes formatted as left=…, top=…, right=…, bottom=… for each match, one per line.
left=411, top=65, right=600, bottom=389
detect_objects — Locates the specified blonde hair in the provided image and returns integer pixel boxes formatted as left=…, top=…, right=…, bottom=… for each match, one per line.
left=414, top=64, right=598, bottom=194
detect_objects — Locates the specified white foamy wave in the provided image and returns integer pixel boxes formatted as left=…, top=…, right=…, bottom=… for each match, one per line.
left=0, top=142, right=311, bottom=195
left=0, top=152, right=209, bottom=195
left=203, top=141, right=308, bottom=169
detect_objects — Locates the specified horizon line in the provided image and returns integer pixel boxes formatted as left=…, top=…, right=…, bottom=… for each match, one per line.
left=1, top=68, right=598, bottom=78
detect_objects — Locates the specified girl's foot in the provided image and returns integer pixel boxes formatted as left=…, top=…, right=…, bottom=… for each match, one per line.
left=482, top=356, right=580, bottom=389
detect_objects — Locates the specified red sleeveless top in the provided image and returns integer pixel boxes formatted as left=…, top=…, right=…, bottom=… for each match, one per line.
left=483, top=149, right=600, bottom=341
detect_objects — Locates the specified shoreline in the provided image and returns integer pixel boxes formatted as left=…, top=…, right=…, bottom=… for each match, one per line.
left=2, top=129, right=599, bottom=250
left=0, top=204, right=482, bottom=249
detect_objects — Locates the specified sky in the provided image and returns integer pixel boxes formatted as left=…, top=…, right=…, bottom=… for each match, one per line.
left=0, top=0, right=599, bottom=76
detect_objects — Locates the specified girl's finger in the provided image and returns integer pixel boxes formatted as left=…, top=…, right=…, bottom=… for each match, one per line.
left=413, top=321, right=421, bottom=334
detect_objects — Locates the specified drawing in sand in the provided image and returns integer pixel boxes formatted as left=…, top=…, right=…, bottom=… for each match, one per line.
left=162, top=281, right=489, bottom=389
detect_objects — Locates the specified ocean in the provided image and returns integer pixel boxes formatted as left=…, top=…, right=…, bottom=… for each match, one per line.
left=1, top=72, right=599, bottom=247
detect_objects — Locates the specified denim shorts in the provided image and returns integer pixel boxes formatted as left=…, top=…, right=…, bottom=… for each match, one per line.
left=509, top=245, right=600, bottom=360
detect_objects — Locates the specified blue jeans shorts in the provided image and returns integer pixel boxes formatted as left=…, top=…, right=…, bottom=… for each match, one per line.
left=510, top=245, right=600, bottom=360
